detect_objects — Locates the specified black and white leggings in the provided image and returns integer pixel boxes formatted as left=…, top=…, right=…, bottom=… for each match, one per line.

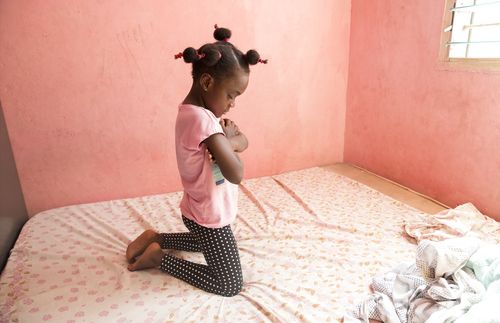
left=158, top=215, right=243, bottom=297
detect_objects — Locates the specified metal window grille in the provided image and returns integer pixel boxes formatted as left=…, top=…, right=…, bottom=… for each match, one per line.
left=445, top=0, right=500, bottom=58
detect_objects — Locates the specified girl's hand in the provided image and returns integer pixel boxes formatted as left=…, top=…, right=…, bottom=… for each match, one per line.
left=220, top=118, right=248, bottom=152
left=221, top=118, right=239, bottom=138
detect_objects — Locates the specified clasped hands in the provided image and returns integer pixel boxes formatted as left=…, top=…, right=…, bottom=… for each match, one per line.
left=207, top=118, right=248, bottom=162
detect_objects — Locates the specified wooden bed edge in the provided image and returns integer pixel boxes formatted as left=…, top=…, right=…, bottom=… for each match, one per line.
left=322, top=163, right=450, bottom=214
left=347, top=163, right=450, bottom=208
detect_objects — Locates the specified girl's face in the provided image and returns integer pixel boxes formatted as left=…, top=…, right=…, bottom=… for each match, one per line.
left=200, top=68, right=249, bottom=118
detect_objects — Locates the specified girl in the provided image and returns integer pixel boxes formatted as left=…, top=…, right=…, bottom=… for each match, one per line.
left=125, top=25, right=266, bottom=297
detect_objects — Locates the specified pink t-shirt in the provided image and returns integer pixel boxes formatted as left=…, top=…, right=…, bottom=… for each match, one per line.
left=175, top=104, right=238, bottom=228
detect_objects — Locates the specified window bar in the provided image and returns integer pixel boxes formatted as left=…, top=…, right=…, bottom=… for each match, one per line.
left=446, top=40, right=500, bottom=45
left=451, top=0, right=500, bottom=11
left=465, top=0, right=476, bottom=58
left=463, top=22, right=500, bottom=30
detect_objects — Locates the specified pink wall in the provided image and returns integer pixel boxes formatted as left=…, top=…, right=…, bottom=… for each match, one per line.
left=0, top=0, right=351, bottom=217
left=346, top=0, right=500, bottom=220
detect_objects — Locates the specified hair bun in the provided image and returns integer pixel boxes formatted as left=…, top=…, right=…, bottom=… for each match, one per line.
left=245, top=49, right=260, bottom=65
left=200, top=45, right=222, bottom=66
left=182, top=47, right=199, bottom=63
left=213, top=25, right=232, bottom=41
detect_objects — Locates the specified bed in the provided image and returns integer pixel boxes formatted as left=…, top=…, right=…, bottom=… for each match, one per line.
left=1, top=164, right=493, bottom=322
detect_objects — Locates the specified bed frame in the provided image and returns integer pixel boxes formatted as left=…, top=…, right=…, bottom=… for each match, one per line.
left=0, top=101, right=28, bottom=273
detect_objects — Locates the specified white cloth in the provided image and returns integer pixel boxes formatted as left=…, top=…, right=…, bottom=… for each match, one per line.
left=404, top=203, right=500, bottom=244
left=346, top=237, right=500, bottom=323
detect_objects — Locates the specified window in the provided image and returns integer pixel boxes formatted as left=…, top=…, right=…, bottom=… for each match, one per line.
left=440, top=0, right=500, bottom=70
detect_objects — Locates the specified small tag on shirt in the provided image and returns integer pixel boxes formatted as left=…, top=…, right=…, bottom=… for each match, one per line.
left=212, top=163, right=225, bottom=185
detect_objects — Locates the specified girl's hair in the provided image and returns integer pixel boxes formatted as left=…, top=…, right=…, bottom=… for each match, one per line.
left=175, top=25, right=267, bottom=81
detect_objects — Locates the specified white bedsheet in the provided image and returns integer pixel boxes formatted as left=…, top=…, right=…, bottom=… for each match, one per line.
left=1, top=167, right=433, bottom=323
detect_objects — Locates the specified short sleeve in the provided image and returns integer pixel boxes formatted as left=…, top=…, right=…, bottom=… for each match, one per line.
left=178, top=107, right=224, bottom=149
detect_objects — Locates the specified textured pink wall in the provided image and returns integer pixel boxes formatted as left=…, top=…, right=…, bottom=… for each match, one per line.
left=0, top=0, right=350, bottom=217
left=346, top=0, right=500, bottom=220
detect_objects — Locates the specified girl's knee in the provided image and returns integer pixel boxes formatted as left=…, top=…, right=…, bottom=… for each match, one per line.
left=219, top=277, right=243, bottom=297
left=221, top=284, right=242, bottom=297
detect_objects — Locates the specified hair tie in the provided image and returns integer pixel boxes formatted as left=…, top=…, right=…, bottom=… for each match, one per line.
left=258, top=58, right=268, bottom=64
left=197, top=52, right=205, bottom=60
left=174, top=52, right=183, bottom=59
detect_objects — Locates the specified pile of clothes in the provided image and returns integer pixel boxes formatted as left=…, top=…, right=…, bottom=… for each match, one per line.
left=345, top=204, right=500, bottom=323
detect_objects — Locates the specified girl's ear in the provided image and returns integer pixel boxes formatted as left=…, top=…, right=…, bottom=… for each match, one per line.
left=199, top=73, right=214, bottom=92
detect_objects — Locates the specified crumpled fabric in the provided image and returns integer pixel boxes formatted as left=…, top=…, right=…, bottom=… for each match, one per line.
left=345, top=237, right=500, bottom=323
left=404, top=203, right=500, bottom=244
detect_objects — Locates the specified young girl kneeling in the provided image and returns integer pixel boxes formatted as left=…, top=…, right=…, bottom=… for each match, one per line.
left=126, top=25, right=266, bottom=297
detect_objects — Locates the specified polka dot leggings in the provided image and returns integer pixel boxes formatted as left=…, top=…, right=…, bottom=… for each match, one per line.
left=158, top=215, right=243, bottom=297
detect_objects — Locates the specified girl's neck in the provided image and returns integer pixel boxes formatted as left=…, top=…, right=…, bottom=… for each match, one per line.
left=182, top=84, right=206, bottom=108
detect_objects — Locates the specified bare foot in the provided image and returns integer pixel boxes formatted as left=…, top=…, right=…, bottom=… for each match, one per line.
left=127, top=242, right=164, bottom=271
left=126, top=230, right=160, bottom=264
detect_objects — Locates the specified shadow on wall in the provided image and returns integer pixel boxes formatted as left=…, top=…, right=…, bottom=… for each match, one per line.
left=0, top=100, right=28, bottom=272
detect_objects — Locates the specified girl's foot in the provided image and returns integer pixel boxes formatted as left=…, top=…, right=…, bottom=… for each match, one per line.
left=126, top=230, right=160, bottom=264
left=127, top=242, right=164, bottom=271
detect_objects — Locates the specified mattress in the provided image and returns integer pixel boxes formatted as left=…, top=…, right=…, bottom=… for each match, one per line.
left=0, top=166, right=433, bottom=322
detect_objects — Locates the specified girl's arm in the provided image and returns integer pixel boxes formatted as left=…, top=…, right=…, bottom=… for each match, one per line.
left=204, top=134, right=243, bottom=184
